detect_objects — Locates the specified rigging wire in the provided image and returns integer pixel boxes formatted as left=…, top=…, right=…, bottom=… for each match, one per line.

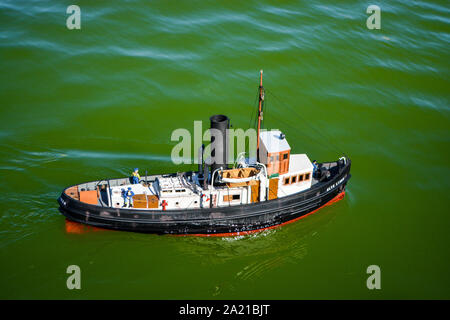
left=266, top=110, right=334, bottom=154
left=248, top=89, right=260, bottom=130
left=262, top=91, right=267, bottom=130
left=248, top=84, right=344, bottom=159
left=265, top=88, right=345, bottom=156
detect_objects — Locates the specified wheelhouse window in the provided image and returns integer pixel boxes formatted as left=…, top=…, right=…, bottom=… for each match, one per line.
left=284, top=177, right=290, bottom=185
left=298, top=174, right=304, bottom=182
left=291, top=176, right=297, bottom=183
left=304, top=173, right=310, bottom=181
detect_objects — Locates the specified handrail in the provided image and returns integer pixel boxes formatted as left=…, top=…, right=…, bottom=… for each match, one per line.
left=209, top=167, right=222, bottom=191
left=107, top=179, right=112, bottom=207
left=209, top=167, right=222, bottom=208
left=221, top=175, right=258, bottom=183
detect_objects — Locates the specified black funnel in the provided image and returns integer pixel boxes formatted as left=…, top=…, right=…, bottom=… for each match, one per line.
left=209, top=114, right=229, bottom=174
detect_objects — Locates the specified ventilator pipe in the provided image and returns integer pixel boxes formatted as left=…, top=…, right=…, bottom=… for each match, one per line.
left=255, top=162, right=268, bottom=179
left=256, top=162, right=269, bottom=201
left=234, top=152, right=247, bottom=169
left=209, top=167, right=223, bottom=191
left=209, top=167, right=223, bottom=208
left=198, top=144, right=204, bottom=175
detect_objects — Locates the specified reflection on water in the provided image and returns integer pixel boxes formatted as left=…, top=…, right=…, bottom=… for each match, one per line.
left=58, top=197, right=346, bottom=298
left=177, top=202, right=343, bottom=284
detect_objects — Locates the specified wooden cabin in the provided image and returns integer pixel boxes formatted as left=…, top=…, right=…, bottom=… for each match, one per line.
left=258, top=130, right=291, bottom=176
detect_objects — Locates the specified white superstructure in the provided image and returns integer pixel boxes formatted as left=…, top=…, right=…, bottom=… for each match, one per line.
left=278, top=154, right=314, bottom=197
left=106, top=130, right=315, bottom=211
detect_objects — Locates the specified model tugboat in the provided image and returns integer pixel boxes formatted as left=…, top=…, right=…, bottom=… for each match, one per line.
left=58, top=71, right=351, bottom=236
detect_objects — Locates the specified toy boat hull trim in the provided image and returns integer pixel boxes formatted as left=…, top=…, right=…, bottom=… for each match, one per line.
left=58, top=159, right=351, bottom=235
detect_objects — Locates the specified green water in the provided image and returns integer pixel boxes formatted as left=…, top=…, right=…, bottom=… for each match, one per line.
left=0, top=0, right=449, bottom=299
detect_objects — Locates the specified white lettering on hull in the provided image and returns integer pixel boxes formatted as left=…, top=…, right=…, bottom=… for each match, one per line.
left=326, top=176, right=346, bottom=192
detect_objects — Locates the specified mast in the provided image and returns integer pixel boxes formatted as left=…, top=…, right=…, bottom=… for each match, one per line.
left=256, top=69, right=264, bottom=161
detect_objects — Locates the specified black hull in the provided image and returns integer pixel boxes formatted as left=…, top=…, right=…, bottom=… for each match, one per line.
left=58, top=161, right=351, bottom=235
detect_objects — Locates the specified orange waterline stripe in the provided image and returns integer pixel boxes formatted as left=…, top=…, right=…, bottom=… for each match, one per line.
left=177, top=190, right=346, bottom=237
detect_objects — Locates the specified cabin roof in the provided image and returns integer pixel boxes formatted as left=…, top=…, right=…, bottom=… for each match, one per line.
left=288, top=154, right=313, bottom=173
left=259, top=130, right=291, bottom=153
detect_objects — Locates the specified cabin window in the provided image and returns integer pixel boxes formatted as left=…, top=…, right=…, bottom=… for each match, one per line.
left=305, top=173, right=310, bottom=181
left=175, top=189, right=185, bottom=193
left=298, top=174, right=304, bottom=182
left=283, top=153, right=288, bottom=160
left=291, top=176, right=297, bottom=183
left=224, top=194, right=240, bottom=202
left=284, top=177, right=290, bottom=185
